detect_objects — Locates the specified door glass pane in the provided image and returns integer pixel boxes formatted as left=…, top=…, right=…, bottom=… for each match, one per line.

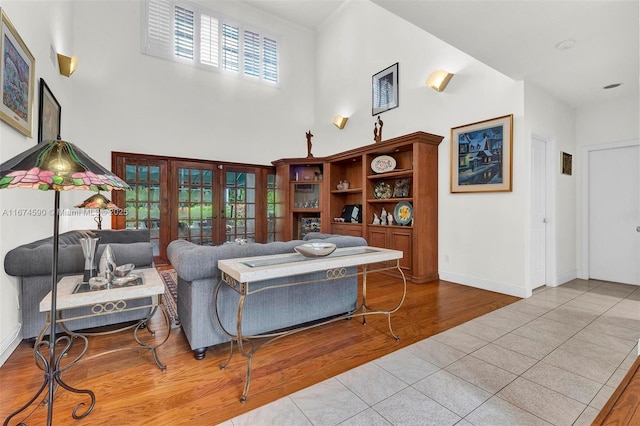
left=225, top=171, right=255, bottom=242
left=178, top=166, right=214, bottom=246
left=121, top=163, right=162, bottom=256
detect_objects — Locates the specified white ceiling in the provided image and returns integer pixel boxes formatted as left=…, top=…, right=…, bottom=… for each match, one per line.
left=243, top=0, right=639, bottom=108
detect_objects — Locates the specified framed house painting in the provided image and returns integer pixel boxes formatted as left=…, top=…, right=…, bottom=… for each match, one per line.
left=372, top=62, right=398, bottom=116
left=451, top=114, right=513, bottom=193
left=38, top=78, right=61, bottom=143
left=0, top=8, right=35, bottom=137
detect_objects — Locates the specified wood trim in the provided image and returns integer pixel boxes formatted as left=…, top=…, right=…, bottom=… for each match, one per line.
left=593, top=355, right=640, bottom=425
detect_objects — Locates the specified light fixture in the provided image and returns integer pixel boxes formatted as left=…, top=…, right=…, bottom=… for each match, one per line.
left=1, top=139, right=130, bottom=425
left=333, top=115, right=349, bottom=129
left=75, top=192, right=121, bottom=230
left=57, top=53, right=78, bottom=77
left=426, top=70, right=454, bottom=92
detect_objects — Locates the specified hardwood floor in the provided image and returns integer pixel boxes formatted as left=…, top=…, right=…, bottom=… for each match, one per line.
left=0, top=273, right=519, bottom=425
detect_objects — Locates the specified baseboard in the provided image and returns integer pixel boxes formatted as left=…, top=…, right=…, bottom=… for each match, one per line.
left=439, top=271, right=529, bottom=298
left=0, top=323, right=22, bottom=368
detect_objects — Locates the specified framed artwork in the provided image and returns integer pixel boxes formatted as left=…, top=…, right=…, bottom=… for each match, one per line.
left=372, top=62, right=398, bottom=116
left=0, top=8, right=35, bottom=137
left=451, top=114, right=513, bottom=193
left=38, top=78, right=61, bottom=143
left=561, top=152, right=572, bottom=175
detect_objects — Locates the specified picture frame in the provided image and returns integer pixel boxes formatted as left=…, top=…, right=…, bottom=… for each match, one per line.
left=561, top=152, right=572, bottom=175
left=38, top=78, right=61, bottom=143
left=0, top=8, right=35, bottom=137
left=450, top=114, right=513, bottom=193
left=372, top=62, right=398, bottom=116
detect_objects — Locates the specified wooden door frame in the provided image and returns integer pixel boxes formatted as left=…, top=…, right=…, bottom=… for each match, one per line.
left=112, top=152, right=275, bottom=263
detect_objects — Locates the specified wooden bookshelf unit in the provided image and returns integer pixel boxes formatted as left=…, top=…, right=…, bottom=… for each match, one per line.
left=273, top=131, right=442, bottom=283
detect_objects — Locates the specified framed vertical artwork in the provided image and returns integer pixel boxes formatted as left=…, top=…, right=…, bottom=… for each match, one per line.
left=561, top=152, right=572, bottom=175
left=0, top=8, right=35, bottom=137
left=38, top=78, right=61, bottom=143
left=451, top=114, right=513, bottom=193
left=372, top=62, right=398, bottom=116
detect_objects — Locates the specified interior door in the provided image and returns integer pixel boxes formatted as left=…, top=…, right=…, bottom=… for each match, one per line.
left=224, top=169, right=257, bottom=243
left=531, top=136, right=547, bottom=288
left=589, top=143, right=640, bottom=285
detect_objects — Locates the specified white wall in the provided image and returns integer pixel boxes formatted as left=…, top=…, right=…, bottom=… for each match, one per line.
left=313, top=1, right=530, bottom=297
left=70, top=0, right=316, bottom=171
left=0, top=0, right=74, bottom=365
left=523, top=82, right=577, bottom=286
left=575, top=95, right=640, bottom=278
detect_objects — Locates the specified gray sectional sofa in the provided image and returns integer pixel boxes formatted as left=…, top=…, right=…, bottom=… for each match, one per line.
left=167, top=233, right=368, bottom=359
left=4, top=229, right=154, bottom=339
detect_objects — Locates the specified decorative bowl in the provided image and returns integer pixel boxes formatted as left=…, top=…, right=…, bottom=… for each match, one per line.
left=114, top=263, right=135, bottom=277
left=294, top=242, right=337, bottom=258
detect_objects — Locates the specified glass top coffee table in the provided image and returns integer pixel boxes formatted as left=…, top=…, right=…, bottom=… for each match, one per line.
left=217, top=246, right=407, bottom=402
left=39, top=267, right=171, bottom=372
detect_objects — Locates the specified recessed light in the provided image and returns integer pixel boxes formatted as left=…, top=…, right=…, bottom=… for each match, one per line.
left=555, top=39, right=576, bottom=50
left=603, top=83, right=622, bottom=90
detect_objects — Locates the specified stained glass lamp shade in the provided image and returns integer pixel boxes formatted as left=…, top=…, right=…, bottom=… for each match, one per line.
left=1, top=140, right=130, bottom=425
left=75, top=193, right=121, bottom=230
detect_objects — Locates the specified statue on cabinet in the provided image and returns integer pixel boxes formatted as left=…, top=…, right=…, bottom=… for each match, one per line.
left=380, top=207, right=388, bottom=225
left=372, top=213, right=380, bottom=225
left=373, top=116, right=383, bottom=143
left=306, top=130, right=314, bottom=158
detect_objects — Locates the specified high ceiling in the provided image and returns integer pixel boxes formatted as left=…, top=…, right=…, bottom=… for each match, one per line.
left=243, top=0, right=639, bottom=108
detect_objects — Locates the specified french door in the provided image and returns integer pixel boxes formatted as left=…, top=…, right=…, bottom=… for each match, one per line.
left=112, top=153, right=276, bottom=263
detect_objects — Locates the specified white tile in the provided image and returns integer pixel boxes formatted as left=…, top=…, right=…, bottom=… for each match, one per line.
left=521, top=362, right=601, bottom=404
left=497, top=377, right=586, bottom=426
left=542, top=348, right=618, bottom=384
left=231, top=397, right=311, bottom=426
left=456, top=318, right=509, bottom=342
left=465, top=396, right=553, bottom=426
left=432, top=327, right=490, bottom=354
left=289, top=378, right=368, bottom=426
left=338, top=408, right=391, bottom=426
left=374, top=348, right=440, bottom=384
left=589, top=385, right=616, bottom=410
left=445, top=355, right=517, bottom=394
left=493, top=332, right=556, bottom=360
left=406, top=338, right=466, bottom=368
left=470, top=343, right=538, bottom=375
left=373, top=387, right=460, bottom=426
left=337, top=362, right=407, bottom=405
left=572, top=406, right=601, bottom=426
left=413, top=370, right=492, bottom=417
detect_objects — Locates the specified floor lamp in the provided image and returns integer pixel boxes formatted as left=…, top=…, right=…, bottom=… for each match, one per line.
left=0, top=140, right=130, bottom=426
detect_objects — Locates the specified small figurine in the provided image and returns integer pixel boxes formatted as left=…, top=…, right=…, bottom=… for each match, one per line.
left=380, top=207, right=388, bottom=225
left=373, top=213, right=380, bottom=225
left=306, top=130, right=314, bottom=158
left=373, top=116, right=383, bottom=143
left=388, top=213, right=394, bottom=226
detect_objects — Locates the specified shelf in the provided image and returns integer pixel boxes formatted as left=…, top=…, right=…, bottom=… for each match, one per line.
left=367, top=198, right=413, bottom=203
left=367, top=169, right=413, bottom=180
left=292, top=208, right=322, bottom=213
left=368, top=224, right=412, bottom=229
left=330, top=188, right=362, bottom=194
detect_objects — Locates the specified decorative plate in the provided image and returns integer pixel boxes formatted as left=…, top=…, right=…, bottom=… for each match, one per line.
left=394, top=201, right=413, bottom=225
left=374, top=181, right=393, bottom=199
left=371, top=155, right=396, bottom=173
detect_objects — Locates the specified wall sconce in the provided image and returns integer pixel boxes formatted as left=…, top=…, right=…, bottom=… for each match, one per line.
left=57, top=53, right=78, bottom=77
left=333, top=115, right=349, bottom=129
left=426, top=70, right=454, bottom=92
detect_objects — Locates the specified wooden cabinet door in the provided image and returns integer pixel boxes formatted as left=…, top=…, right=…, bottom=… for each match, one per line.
left=390, top=228, right=412, bottom=271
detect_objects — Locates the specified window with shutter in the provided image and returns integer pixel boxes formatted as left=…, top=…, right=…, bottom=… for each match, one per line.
left=141, top=0, right=279, bottom=85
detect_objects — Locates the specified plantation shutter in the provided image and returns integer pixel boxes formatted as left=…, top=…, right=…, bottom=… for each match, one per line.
left=243, top=30, right=260, bottom=78
left=200, top=14, right=219, bottom=67
left=222, top=23, right=240, bottom=72
left=145, top=0, right=172, bottom=57
left=174, top=5, right=194, bottom=60
left=263, top=37, right=278, bottom=84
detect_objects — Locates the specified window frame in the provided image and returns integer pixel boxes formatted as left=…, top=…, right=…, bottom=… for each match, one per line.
left=141, top=0, right=280, bottom=86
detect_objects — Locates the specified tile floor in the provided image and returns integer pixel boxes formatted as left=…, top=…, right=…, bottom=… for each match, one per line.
left=222, top=279, right=640, bottom=426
